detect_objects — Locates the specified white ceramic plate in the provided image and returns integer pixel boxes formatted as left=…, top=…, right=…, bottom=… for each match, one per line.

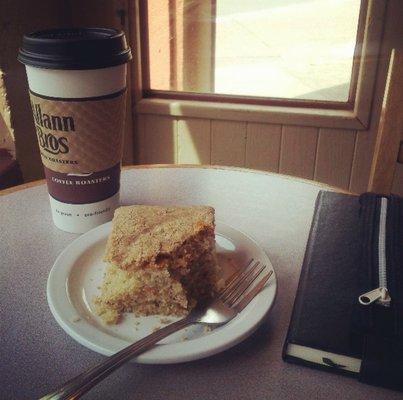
left=47, top=221, right=277, bottom=364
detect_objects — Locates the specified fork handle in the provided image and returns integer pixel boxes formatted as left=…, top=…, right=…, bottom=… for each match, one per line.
left=40, top=317, right=193, bottom=400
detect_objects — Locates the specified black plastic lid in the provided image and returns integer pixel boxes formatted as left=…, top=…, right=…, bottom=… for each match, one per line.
left=18, top=28, right=132, bottom=70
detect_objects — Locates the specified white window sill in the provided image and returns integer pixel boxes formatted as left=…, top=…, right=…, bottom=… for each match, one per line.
left=136, top=98, right=366, bottom=130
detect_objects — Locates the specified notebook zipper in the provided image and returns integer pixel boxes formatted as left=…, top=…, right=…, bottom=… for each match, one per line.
left=359, top=197, right=391, bottom=307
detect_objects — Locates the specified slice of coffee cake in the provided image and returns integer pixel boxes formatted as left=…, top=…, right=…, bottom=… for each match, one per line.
left=95, top=205, right=221, bottom=323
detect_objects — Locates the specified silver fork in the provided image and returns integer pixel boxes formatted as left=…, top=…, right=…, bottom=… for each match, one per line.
left=41, top=259, right=273, bottom=400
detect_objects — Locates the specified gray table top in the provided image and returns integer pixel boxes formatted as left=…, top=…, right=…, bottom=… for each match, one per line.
left=1, top=166, right=400, bottom=400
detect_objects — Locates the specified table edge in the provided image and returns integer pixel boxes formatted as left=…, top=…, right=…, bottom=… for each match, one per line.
left=0, top=164, right=351, bottom=196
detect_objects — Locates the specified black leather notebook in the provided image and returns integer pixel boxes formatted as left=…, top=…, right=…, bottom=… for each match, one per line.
left=283, top=191, right=403, bottom=391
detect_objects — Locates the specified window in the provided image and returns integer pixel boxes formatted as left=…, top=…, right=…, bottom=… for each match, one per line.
left=141, top=0, right=363, bottom=108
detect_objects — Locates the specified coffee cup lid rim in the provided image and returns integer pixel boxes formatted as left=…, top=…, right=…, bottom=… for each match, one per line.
left=18, top=28, right=132, bottom=70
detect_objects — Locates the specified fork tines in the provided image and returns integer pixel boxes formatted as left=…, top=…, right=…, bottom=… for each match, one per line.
left=220, top=259, right=270, bottom=307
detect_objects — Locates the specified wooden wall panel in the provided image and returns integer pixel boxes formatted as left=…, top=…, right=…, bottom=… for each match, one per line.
left=177, top=118, right=211, bottom=164
left=135, top=114, right=393, bottom=194
left=139, top=115, right=177, bottom=164
left=279, top=126, right=318, bottom=179
left=245, top=123, right=281, bottom=172
left=350, top=0, right=403, bottom=193
left=368, top=50, right=403, bottom=194
left=349, top=129, right=375, bottom=192
left=314, top=129, right=356, bottom=189
left=354, top=0, right=386, bottom=127
left=211, top=121, right=246, bottom=167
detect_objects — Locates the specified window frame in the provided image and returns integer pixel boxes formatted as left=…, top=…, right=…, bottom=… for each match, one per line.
left=131, top=0, right=386, bottom=130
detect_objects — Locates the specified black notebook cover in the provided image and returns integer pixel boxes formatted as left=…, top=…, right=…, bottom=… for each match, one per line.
left=283, top=191, right=403, bottom=390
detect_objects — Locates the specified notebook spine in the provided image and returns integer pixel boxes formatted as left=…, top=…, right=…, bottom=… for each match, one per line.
left=282, top=191, right=325, bottom=356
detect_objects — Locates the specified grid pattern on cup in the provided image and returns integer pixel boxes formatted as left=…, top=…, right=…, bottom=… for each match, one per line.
left=30, top=93, right=126, bottom=174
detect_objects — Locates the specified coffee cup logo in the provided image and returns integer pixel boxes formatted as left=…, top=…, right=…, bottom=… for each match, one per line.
left=35, top=125, right=69, bottom=155
left=31, top=102, right=75, bottom=155
left=32, top=102, right=75, bottom=132
left=29, top=91, right=125, bottom=175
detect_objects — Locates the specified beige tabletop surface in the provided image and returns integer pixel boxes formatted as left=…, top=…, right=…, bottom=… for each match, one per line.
left=0, top=165, right=400, bottom=400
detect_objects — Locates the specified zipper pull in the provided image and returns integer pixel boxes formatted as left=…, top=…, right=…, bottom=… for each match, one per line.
left=358, top=287, right=391, bottom=306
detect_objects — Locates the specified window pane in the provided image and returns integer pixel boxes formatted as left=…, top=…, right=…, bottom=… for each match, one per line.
left=145, top=0, right=361, bottom=102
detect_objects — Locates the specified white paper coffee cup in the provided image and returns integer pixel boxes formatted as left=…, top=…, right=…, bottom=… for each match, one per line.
left=18, top=28, right=132, bottom=233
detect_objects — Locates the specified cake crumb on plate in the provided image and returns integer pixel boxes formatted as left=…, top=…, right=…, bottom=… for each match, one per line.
left=159, top=317, right=174, bottom=324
